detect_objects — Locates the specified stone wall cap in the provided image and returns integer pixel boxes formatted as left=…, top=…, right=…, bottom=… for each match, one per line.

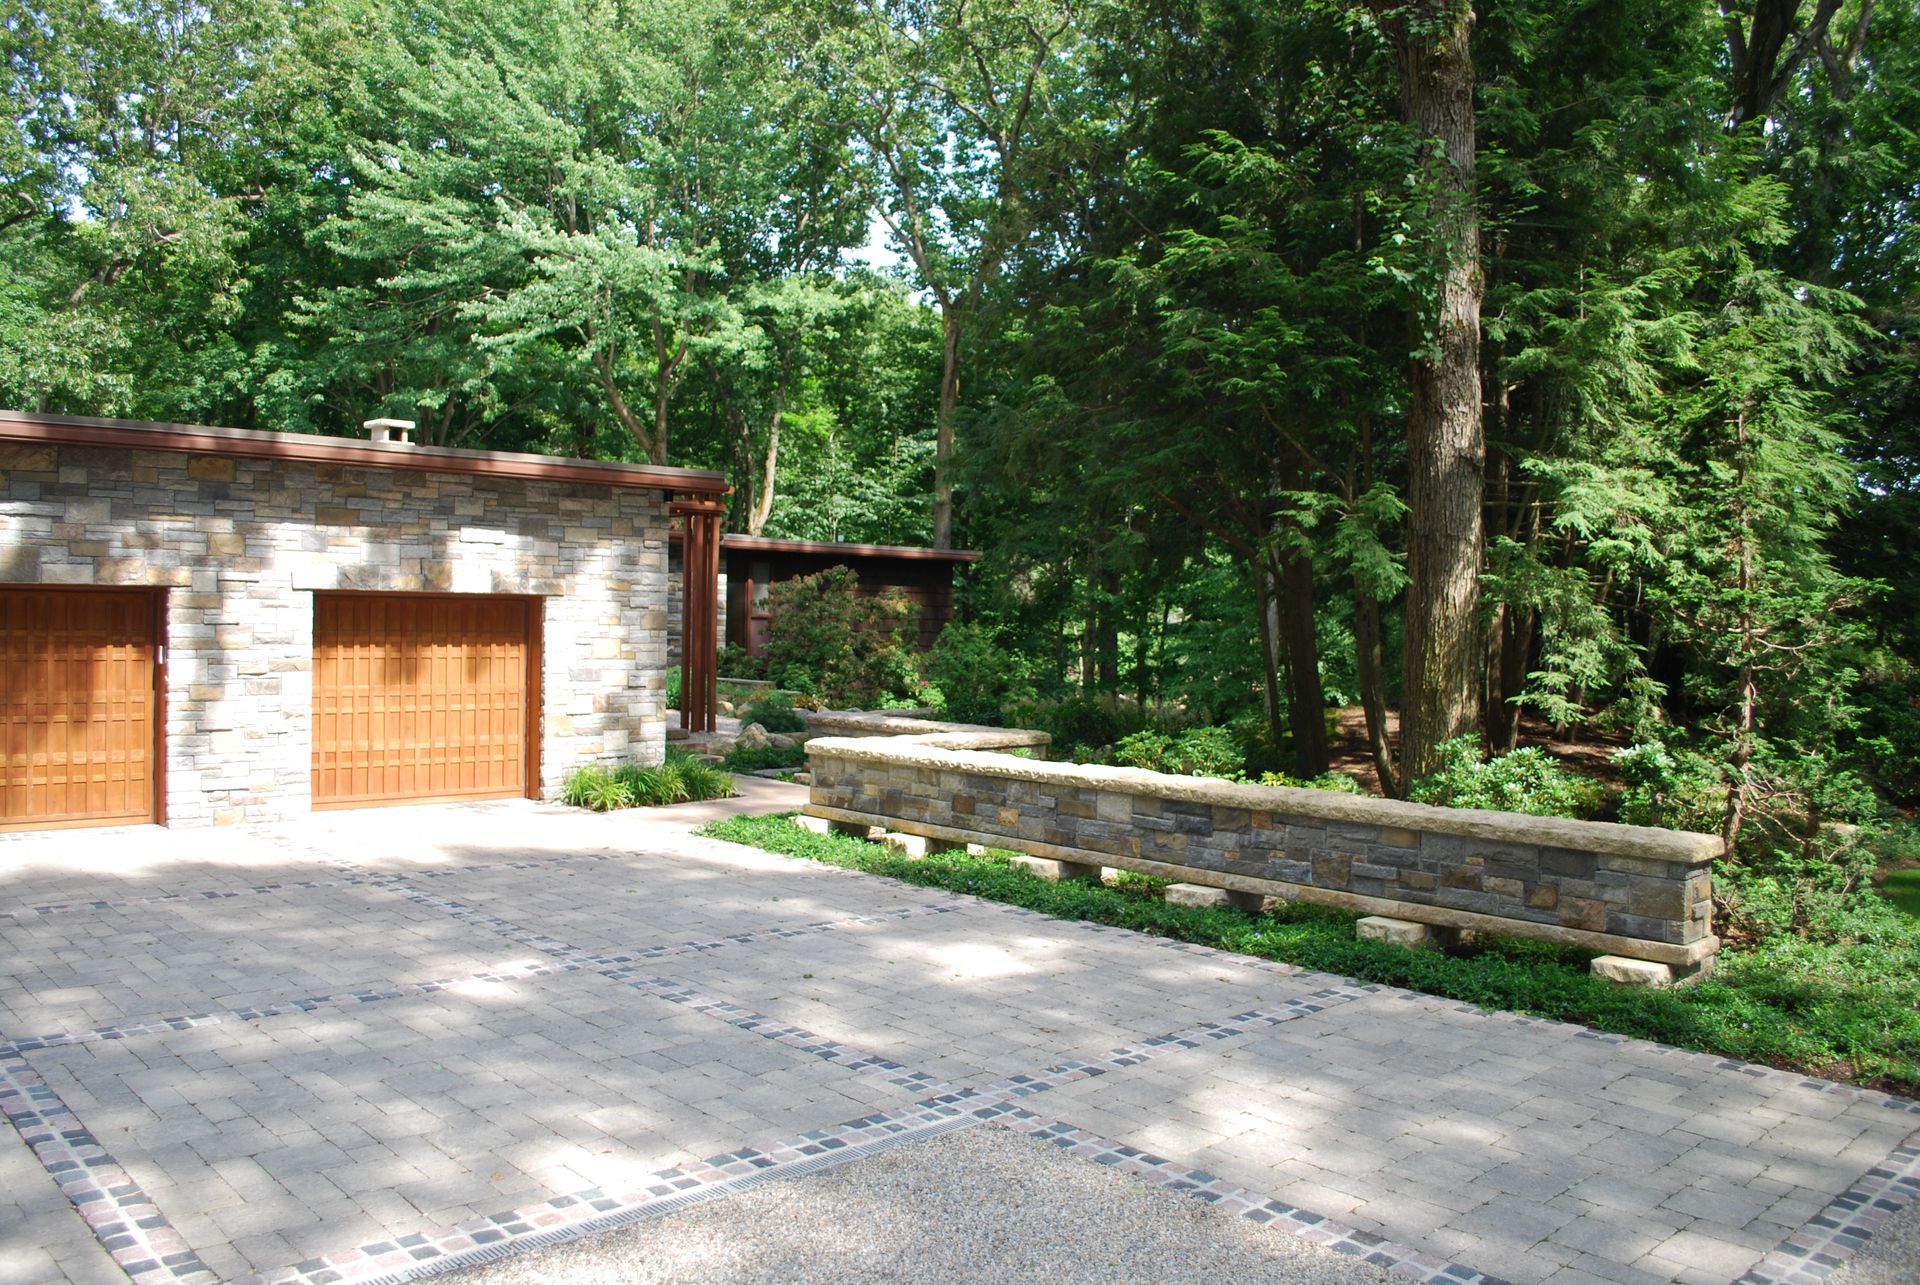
left=804, top=736, right=1722, bottom=864
left=804, top=709, right=1052, bottom=745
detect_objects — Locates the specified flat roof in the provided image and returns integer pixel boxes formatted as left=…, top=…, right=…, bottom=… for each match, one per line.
left=0, top=410, right=730, bottom=496
left=711, top=533, right=982, bottom=562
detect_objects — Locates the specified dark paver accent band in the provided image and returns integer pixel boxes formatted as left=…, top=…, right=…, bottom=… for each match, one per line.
left=1735, top=1126, right=1920, bottom=1285
left=0, top=1045, right=217, bottom=1284
left=241, top=1099, right=986, bottom=1285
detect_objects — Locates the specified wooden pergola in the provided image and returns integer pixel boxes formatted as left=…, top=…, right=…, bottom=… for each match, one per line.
left=669, top=495, right=726, bottom=734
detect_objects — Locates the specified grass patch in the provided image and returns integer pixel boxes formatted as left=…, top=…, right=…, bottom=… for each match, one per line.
left=1883, top=868, right=1920, bottom=919
left=698, top=813, right=1920, bottom=1092
left=561, top=750, right=734, bottom=811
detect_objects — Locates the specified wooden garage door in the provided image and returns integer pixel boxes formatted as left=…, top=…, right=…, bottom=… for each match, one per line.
left=311, top=594, right=536, bottom=807
left=0, top=588, right=160, bottom=831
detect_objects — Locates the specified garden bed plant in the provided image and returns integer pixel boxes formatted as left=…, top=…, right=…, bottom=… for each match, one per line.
left=561, top=750, right=733, bottom=811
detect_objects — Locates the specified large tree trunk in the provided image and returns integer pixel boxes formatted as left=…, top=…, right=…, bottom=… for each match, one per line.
left=1272, top=541, right=1331, bottom=775
left=1253, top=555, right=1287, bottom=743
left=1354, top=584, right=1398, bottom=794
left=933, top=308, right=961, bottom=548
left=1388, top=0, right=1486, bottom=784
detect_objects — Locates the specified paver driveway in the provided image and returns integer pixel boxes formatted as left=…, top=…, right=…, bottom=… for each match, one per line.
left=2, top=790, right=1916, bottom=1285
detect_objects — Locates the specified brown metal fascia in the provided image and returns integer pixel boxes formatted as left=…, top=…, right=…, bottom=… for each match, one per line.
left=712, top=534, right=984, bottom=562
left=0, top=410, right=729, bottom=496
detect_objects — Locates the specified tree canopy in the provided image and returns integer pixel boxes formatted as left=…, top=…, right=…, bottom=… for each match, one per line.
left=6, top=0, right=1918, bottom=848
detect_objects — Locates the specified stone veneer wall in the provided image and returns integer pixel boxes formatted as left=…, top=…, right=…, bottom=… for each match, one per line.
left=0, top=441, right=670, bottom=825
left=804, top=736, right=1720, bottom=967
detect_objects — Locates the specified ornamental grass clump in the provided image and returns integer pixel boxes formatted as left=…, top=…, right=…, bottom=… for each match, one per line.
left=561, top=750, right=734, bottom=811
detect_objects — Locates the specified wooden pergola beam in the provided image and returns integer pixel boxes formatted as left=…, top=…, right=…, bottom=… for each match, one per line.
left=669, top=498, right=727, bottom=736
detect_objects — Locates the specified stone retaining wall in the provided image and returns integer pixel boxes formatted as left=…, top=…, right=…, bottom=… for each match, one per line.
left=804, top=736, right=1720, bottom=968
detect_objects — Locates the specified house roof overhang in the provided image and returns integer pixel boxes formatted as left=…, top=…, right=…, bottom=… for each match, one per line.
left=0, top=410, right=729, bottom=496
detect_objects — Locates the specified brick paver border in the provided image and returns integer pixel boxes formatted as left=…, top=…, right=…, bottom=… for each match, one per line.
left=1735, top=1126, right=1920, bottom=1285
left=0, top=1046, right=216, bottom=1284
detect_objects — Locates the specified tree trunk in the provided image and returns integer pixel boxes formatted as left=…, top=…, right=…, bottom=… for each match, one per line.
left=1253, top=554, right=1287, bottom=744
left=1490, top=604, right=1532, bottom=752
left=1389, top=0, right=1486, bottom=783
left=933, top=308, right=961, bottom=548
left=1095, top=566, right=1121, bottom=688
left=748, top=400, right=783, bottom=536
left=1354, top=584, right=1398, bottom=795
left=1273, top=541, right=1331, bottom=775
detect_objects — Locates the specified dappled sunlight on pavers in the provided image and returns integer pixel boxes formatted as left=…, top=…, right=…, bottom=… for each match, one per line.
left=25, top=969, right=914, bottom=1279
left=0, top=796, right=1914, bottom=1285
left=0, top=882, right=504, bottom=1037
left=1034, top=988, right=1919, bottom=1283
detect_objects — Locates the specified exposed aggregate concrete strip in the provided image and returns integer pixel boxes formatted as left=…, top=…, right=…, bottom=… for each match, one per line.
left=449, top=1125, right=1388, bottom=1284
left=1827, top=1194, right=1920, bottom=1285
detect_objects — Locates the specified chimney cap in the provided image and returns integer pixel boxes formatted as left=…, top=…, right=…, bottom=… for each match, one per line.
left=363, top=417, right=415, bottom=444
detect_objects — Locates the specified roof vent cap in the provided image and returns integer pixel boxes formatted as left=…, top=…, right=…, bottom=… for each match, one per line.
left=363, top=418, right=415, bottom=445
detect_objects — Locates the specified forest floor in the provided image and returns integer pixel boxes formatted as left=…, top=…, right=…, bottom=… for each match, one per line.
left=1324, top=708, right=1629, bottom=796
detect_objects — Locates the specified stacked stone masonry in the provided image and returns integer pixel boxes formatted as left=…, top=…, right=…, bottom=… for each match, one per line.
left=1, top=441, right=673, bottom=826
left=804, top=738, right=1720, bottom=967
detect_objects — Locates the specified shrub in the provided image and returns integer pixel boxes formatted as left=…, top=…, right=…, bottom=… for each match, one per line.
left=762, top=567, right=918, bottom=707
left=1257, top=771, right=1365, bottom=794
left=1409, top=736, right=1606, bottom=819
left=923, top=622, right=1033, bottom=725
left=1613, top=741, right=1722, bottom=831
left=1012, top=693, right=1184, bottom=758
left=559, top=750, right=734, bottom=811
left=724, top=742, right=806, bottom=772
left=1113, top=725, right=1244, bottom=778
left=717, top=642, right=763, bottom=680
left=741, top=691, right=806, bottom=733
left=665, top=666, right=683, bottom=710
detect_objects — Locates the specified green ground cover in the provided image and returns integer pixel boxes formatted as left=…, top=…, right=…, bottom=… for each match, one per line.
left=700, top=813, right=1920, bottom=1093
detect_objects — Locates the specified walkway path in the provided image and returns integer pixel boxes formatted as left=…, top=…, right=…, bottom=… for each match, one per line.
left=1, top=789, right=1914, bottom=1285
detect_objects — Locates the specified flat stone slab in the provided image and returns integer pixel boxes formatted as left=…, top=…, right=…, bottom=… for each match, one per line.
left=1591, top=954, right=1675, bottom=986
left=1164, top=882, right=1264, bottom=914
left=1356, top=915, right=1436, bottom=949
left=1008, top=854, right=1103, bottom=883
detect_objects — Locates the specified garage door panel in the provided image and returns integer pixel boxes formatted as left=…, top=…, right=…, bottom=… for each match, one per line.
left=311, top=594, right=532, bottom=807
left=1, top=588, right=159, bottom=830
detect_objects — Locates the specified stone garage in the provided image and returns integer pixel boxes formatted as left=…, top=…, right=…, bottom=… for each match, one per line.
left=0, top=410, right=727, bottom=830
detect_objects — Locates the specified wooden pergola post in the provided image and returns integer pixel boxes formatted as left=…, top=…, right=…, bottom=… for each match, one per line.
left=670, top=496, right=726, bottom=735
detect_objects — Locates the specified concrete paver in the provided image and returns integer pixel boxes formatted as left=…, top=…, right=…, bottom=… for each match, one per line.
left=0, top=794, right=1913, bottom=1285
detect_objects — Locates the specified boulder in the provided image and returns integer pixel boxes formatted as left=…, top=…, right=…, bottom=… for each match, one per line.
left=735, top=722, right=774, bottom=753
